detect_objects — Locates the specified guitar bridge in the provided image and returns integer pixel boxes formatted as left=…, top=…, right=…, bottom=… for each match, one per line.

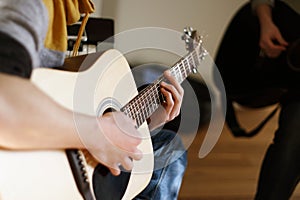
left=66, top=149, right=95, bottom=200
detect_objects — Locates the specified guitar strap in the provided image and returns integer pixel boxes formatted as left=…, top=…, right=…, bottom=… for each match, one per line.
left=226, top=99, right=280, bottom=138
left=72, top=12, right=90, bottom=57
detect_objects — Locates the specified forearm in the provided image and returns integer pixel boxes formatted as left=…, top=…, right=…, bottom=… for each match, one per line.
left=251, top=0, right=274, bottom=11
left=251, top=0, right=274, bottom=25
left=0, top=72, right=144, bottom=174
left=0, top=73, right=85, bottom=150
left=255, top=4, right=274, bottom=27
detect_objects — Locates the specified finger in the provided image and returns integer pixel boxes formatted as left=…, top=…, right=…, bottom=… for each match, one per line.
left=161, top=82, right=182, bottom=112
left=161, top=80, right=183, bottom=103
left=163, top=70, right=184, bottom=95
left=267, top=45, right=286, bottom=58
left=121, top=157, right=134, bottom=171
left=160, top=87, right=177, bottom=120
left=276, top=34, right=288, bottom=47
left=109, top=164, right=121, bottom=176
left=162, top=70, right=184, bottom=107
left=129, top=148, right=143, bottom=161
left=262, top=41, right=285, bottom=58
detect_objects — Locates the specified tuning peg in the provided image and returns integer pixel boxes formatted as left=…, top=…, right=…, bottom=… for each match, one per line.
left=192, top=68, right=198, bottom=74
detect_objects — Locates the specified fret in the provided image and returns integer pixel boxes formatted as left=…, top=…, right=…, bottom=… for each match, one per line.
left=121, top=83, right=158, bottom=128
left=182, top=59, right=187, bottom=79
left=123, top=106, right=129, bottom=118
left=129, top=105, right=134, bottom=120
left=179, top=61, right=185, bottom=82
left=176, top=60, right=183, bottom=83
left=144, top=97, right=150, bottom=121
left=135, top=99, right=142, bottom=127
left=191, top=51, right=198, bottom=71
left=177, top=63, right=182, bottom=83
left=135, top=111, right=140, bottom=126
left=140, top=98, right=147, bottom=126
left=138, top=98, right=144, bottom=124
left=180, top=62, right=185, bottom=81
left=184, top=59, right=190, bottom=78
left=138, top=91, right=150, bottom=126
left=133, top=101, right=138, bottom=121
left=186, top=56, right=192, bottom=75
left=125, top=103, right=132, bottom=119
left=170, top=66, right=175, bottom=80
left=132, top=100, right=139, bottom=123
left=171, top=63, right=181, bottom=84
left=194, top=48, right=201, bottom=66
left=120, top=40, right=206, bottom=129
left=148, top=88, right=158, bottom=115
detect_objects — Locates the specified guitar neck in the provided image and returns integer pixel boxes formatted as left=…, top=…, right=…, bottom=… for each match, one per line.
left=121, top=45, right=207, bottom=128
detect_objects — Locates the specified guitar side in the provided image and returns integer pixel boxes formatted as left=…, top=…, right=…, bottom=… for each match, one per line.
left=0, top=49, right=154, bottom=200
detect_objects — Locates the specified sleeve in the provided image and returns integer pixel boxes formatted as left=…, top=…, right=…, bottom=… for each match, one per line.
left=0, top=32, right=32, bottom=78
left=0, top=0, right=48, bottom=69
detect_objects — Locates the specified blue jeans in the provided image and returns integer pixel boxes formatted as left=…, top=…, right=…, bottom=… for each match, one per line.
left=214, top=2, right=300, bottom=199
left=93, top=129, right=187, bottom=200
left=134, top=129, right=187, bottom=200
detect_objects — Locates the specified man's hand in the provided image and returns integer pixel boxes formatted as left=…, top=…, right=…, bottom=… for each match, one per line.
left=256, top=4, right=289, bottom=58
left=84, top=111, right=143, bottom=176
left=147, top=70, right=184, bottom=131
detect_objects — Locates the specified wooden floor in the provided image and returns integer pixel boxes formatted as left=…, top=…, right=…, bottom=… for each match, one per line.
left=178, top=105, right=300, bottom=200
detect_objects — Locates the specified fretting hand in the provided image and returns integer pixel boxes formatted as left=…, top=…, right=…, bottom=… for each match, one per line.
left=147, top=70, right=184, bottom=131
left=256, top=4, right=288, bottom=58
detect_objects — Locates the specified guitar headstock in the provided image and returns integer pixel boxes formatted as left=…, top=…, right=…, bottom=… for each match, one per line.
left=181, top=26, right=202, bottom=52
left=181, top=27, right=208, bottom=73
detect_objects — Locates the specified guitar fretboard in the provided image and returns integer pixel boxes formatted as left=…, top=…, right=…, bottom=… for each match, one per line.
left=121, top=44, right=207, bottom=128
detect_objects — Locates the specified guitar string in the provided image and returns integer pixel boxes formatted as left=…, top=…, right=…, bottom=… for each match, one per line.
left=122, top=45, right=203, bottom=127
left=132, top=61, right=189, bottom=127
left=128, top=55, right=195, bottom=127
left=122, top=48, right=201, bottom=127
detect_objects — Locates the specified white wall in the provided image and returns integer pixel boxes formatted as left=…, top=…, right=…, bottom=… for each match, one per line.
left=90, top=0, right=103, bottom=17
left=94, top=0, right=248, bottom=66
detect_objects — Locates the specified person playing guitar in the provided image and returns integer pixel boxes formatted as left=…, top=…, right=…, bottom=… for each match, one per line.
left=0, top=0, right=187, bottom=199
left=215, top=0, right=300, bottom=199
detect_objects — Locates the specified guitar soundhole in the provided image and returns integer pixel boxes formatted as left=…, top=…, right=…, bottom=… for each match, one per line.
left=94, top=99, right=132, bottom=199
left=92, top=164, right=130, bottom=200
left=97, top=97, right=122, bottom=117
left=96, top=163, right=110, bottom=176
left=103, top=107, right=115, bottom=115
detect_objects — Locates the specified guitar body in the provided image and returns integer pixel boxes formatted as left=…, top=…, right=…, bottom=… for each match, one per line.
left=215, top=2, right=300, bottom=108
left=214, top=2, right=300, bottom=138
left=0, top=49, right=154, bottom=200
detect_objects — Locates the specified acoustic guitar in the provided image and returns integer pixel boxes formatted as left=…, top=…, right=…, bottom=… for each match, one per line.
left=0, top=27, right=207, bottom=200
left=214, top=2, right=300, bottom=137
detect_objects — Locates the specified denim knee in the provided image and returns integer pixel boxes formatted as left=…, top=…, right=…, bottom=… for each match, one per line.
left=134, top=129, right=187, bottom=200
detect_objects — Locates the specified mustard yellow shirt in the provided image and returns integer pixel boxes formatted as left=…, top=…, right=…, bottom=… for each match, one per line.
left=43, top=0, right=95, bottom=53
